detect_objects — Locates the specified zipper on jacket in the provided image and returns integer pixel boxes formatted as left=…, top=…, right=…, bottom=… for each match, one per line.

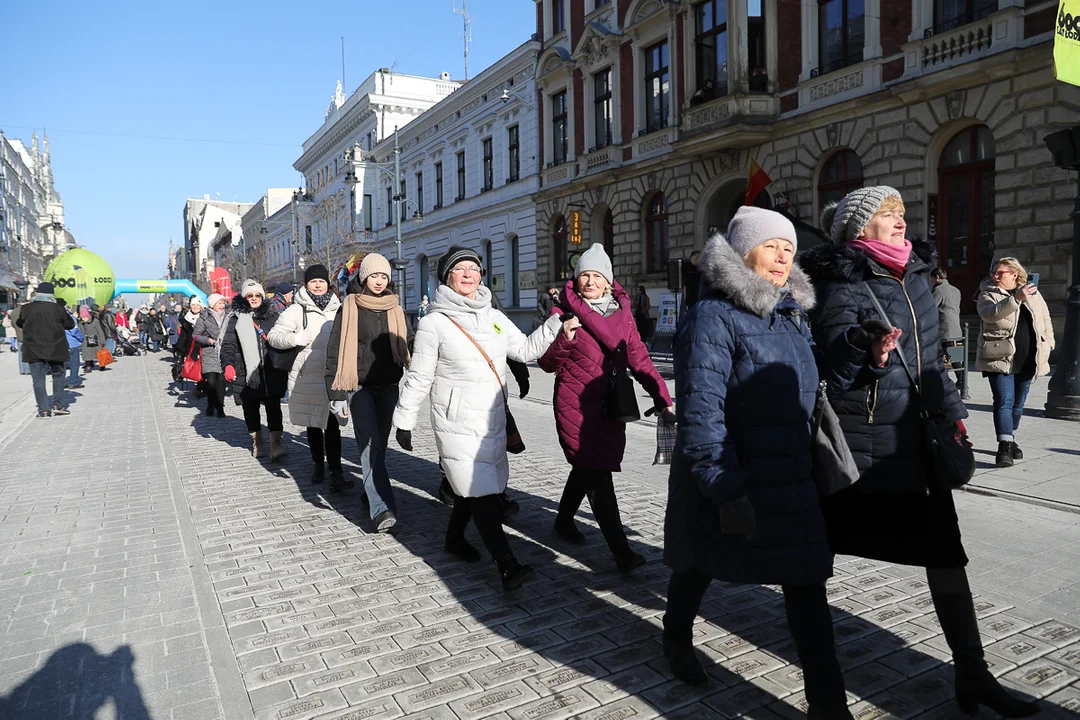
left=866, top=378, right=878, bottom=423
left=870, top=271, right=922, bottom=385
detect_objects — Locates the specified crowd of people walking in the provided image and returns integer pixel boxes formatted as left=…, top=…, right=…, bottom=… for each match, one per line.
left=5, top=182, right=1055, bottom=718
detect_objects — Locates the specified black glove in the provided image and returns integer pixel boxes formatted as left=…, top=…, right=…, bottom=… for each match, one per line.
left=518, top=377, right=530, bottom=399
left=717, top=496, right=757, bottom=540
left=396, top=429, right=413, bottom=451
left=848, top=319, right=893, bottom=349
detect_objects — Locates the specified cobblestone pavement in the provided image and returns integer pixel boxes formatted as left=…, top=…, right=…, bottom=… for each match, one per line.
left=1, top=352, right=1079, bottom=719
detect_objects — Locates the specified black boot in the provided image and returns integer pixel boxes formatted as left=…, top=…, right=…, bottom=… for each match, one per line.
left=663, top=570, right=711, bottom=686
left=555, top=470, right=587, bottom=542
left=444, top=498, right=478, bottom=562
left=807, top=705, right=854, bottom=720
left=204, top=403, right=214, bottom=416
left=932, top=590, right=1039, bottom=717
left=662, top=634, right=707, bottom=686
left=995, top=441, right=1014, bottom=468
left=445, top=536, right=481, bottom=562
left=496, top=554, right=535, bottom=592
left=615, top=550, right=646, bottom=573
left=1010, top=441, right=1024, bottom=460
left=310, top=463, right=326, bottom=485
left=438, top=475, right=457, bottom=506
left=332, top=467, right=353, bottom=489
left=499, top=493, right=520, bottom=520
left=554, top=517, right=586, bottom=544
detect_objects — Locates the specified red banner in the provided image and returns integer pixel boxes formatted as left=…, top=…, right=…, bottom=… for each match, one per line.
left=209, top=267, right=233, bottom=298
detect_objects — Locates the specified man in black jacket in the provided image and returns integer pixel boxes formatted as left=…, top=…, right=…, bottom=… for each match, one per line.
left=17, top=282, right=76, bottom=418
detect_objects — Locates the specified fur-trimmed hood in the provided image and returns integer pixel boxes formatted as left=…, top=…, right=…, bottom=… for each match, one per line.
left=698, top=232, right=816, bottom=317
left=229, top=293, right=276, bottom=321
left=799, top=238, right=937, bottom=285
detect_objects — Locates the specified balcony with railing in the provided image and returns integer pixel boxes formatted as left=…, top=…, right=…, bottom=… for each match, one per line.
left=901, top=5, right=1023, bottom=79
left=676, top=91, right=781, bottom=152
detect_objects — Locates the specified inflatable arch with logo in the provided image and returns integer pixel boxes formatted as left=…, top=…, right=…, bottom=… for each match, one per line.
left=44, top=249, right=208, bottom=308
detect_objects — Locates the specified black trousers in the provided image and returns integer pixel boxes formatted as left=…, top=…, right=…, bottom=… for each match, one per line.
left=557, top=468, right=631, bottom=556
left=240, top=391, right=283, bottom=432
left=664, top=569, right=846, bottom=707
left=307, top=413, right=342, bottom=470
left=203, top=372, right=225, bottom=411
left=446, top=494, right=512, bottom=562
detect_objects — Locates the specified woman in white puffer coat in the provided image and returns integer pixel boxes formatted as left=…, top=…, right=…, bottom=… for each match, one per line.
left=394, top=246, right=580, bottom=592
left=268, top=264, right=345, bottom=487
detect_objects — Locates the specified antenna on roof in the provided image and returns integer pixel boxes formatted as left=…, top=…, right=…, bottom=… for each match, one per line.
left=453, top=0, right=471, bottom=81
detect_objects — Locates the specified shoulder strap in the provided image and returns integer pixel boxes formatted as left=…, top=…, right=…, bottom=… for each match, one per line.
left=861, top=281, right=921, bottom=396
left=445, top=316, right=508, bottom=401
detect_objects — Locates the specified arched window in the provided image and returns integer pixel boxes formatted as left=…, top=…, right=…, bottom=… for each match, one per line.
left=645, top=193, right=669, bottom=274
left=602, top=208, right=615, bottom=257
left=939, top=125, right=996, bottom=310
left=818, top=150, right=863, bottom=211
left=509, top=235, right=520, bottom=306
left=419, top=255, right=430, bottom=301
left=552, top=215, right=570, bottom=280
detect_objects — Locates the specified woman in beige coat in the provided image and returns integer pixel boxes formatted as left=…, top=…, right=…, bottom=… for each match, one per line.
left=976, top=257, right=1055, bottom=468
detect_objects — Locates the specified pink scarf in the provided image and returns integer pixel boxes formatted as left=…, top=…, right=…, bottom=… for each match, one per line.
left=849, top=238, right=912, bottom=277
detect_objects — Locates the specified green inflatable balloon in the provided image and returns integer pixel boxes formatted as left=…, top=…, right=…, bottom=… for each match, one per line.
left=44, top=249, right=116, bottom=309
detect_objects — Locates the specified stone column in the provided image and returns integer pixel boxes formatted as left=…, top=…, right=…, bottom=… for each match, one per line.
left=729, top=0, right=750, bottom=94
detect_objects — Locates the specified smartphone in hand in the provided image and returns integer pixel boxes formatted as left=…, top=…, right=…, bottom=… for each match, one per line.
left=1030, top=272, right=1040, bottom=287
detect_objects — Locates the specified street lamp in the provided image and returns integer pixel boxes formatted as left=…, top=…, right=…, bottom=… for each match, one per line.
left=1044, top=127, right=1080, bottom=421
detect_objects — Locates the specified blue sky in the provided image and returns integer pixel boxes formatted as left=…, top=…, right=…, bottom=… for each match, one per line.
left=1, top=0, right=535, bottom=281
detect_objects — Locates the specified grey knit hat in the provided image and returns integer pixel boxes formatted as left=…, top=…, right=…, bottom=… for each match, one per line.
left=726, top=206, right=798, bottom=257
left=821, top=186, right=902, bottom=243
left=575, top=243, right=613, bottom=284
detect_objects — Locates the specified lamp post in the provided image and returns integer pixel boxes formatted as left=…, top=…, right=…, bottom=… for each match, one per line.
left=1044, top=127, right=1080, bottom=421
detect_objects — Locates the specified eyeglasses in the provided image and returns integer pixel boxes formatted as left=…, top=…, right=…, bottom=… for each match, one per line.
left=990, top=270, right=1016, bottom=277
left=450, top=265, right=481, bottom=277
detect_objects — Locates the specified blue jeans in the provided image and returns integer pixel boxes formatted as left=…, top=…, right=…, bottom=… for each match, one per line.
left=350, top=385, right=399, bottom=520
left=8, top=337, right=16, bottom=350
left=29, top=361, right=66, bottom=413
left=105, top=338, right=116, bottom=356
left=987, top=372, right=1034, bottom=442
left=67, top=348, right=82, bottom=386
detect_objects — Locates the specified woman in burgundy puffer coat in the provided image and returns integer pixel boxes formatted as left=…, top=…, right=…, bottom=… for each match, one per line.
left=539, top=244, right=674, bottom=572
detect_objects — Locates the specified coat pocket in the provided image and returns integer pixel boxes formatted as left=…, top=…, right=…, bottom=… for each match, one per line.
left=447, top=388, right=461, bottom=422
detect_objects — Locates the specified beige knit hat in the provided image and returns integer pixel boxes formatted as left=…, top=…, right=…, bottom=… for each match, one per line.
left=357, top=253, right=392, bottom=284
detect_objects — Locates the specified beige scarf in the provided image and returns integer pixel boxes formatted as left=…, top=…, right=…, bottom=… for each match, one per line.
left=331, top=293, right=410, bottom=391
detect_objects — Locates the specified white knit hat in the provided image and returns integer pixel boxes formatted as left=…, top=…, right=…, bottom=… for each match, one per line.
left=726, top=206, right=799, bottom=256
left=239, top=279, right=265, bottom=298
left=206, top=293, right=224, bottom=309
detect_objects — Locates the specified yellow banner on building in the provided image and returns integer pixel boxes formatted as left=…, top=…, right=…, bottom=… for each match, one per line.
left=1056, top=0, right=1080, bottom=86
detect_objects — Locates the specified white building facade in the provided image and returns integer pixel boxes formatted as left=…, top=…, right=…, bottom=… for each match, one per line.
left=362, top=40, right=544, bottom=327
left=0, top=130, right=74, bottom=305
left=294, top=72, right=462, bottom=284
left=181, top=197, right=253, bottom=288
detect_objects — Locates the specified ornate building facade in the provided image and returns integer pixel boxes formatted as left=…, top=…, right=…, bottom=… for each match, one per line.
left=532, top=0, right=1075, bottom=322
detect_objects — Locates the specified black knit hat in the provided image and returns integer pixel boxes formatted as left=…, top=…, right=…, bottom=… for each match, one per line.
left=437, top=246, right=483, bottom=285
left=304, top=264, right=330, bottom=284
left=35, top=281, right=55, bottom=295
left=276, top=281, right=295, bottom=295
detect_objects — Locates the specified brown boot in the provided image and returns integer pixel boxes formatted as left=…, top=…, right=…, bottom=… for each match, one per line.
left=251, top=430, right=265, bottom=459
left=269, top=431, right=288, bottom=461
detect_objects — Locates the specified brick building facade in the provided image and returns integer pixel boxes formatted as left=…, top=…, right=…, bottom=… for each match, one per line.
left=531, top=0, right=1076, bottom=322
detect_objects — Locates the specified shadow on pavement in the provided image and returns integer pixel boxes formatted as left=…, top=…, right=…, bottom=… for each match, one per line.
left=0, top=643, right=151, bottom=720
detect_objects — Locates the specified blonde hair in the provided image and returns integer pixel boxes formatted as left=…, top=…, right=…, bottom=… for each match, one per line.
left=875, top=196, right=905, bottom=214
left=994, top=257, right=1028, bottom=285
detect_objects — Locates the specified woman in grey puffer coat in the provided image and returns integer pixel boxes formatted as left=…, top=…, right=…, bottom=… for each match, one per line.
left=193, top=293, right=229, bottom=417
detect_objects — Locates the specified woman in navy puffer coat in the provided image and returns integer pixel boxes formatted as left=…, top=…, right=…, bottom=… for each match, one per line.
left=662, top=208, right=849, bottom=719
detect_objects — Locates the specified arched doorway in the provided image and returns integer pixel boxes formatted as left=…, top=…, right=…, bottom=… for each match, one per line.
left=938, top=125, right=995, bottom=310
left=702, top=179, right=772, bottom=240
left=417, top=255, right=432, bottom=302
left=818, top=149, right=864, bottom=213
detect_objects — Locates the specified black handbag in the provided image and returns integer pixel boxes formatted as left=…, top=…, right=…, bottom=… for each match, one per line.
left=811, top=380, right=861, bottom=496
left=603, top=346, right=641, bottom=423
left=862, top=283, right=975, bottom=490
left=266, top=310, right=307, bottom=372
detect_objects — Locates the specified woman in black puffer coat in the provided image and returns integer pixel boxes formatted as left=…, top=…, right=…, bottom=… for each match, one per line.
left=801, top=186, right=1036, bottom=718
left=220, top=279, right=288, bottom=461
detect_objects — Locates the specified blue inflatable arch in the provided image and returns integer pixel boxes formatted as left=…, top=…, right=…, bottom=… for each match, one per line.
left=112, top=279, right=208, bottom=305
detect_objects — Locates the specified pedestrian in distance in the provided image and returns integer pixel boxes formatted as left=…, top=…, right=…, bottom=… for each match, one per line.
left=932, top=267, right=962, bottom=341
left=662, top=208, right=850, bottom=718
left=142, top=309, right=166, bottom=352
left=193, top=293, right=229, bottom=418
left=269, top=264, right=348, bottom=490
left=539, top=243, right=673, bottom=572
left=99, top=303, right=119, bottom=359
left=532, top=285, right=559, bottom=332
left=176, top=296, right=206, bottom=395
left=79, top=306, right=105, bottom=373
left=270, top=281, right=294, bottom=315
left=164, top=304, right=180, bottom=349
left=394, top=246, right=578, bottom=591
left=801, top=186, right=1037, bottom=717
left=976, top=257, right=1055, bottom=469
left=16, top=282, right=76, bottom=418
left=417, top=294, right=430, bottom=319
left=220, top=280, right=289, bottom=461
left=1, top=308, right=13, bottom=352
left=325, top=255, right=410, bottom=531
left=632, top=285, right=651, bottom=342
left=57, top=299, right=84, bottom=389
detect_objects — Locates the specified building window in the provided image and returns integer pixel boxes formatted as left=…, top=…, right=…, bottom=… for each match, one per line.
left=749, top=0, right=768, bottom=91
left=305, top=225, right=313, bottom=251
left=938, top=126, right=996, bottom=311
left=933, top=0, right=996, bottom=32
left=363, top=194, right=373, bottom=231
left=419, top=256, right=430, bottom=300
left=645, top=193, right=669, bottom=274
left=435, top=162, right=444, bottom=207
left=508, top=126, right=520, bottom=182
left=593, top=69, right=613, bottom=150
left=400, top=180, right=407, bottom=221
left=602, top=208, right=615, bottom=257
left=552, top=91, right=568, bottom=165
left=645, top=42, right=670, bottom=133
left=456, top=151, right=466, bottom=201
left=818, top=149, right=864, bottom=212
left=416, top=172, right=424, bottom=214
left=695, top=0, right=729, bottom=98
left=510, top=235, right=520, bottom=306
left=482, top=138, right=494, bottom=191
left=552, top=215, right=570, bottom=280
left=817, top=0, right=865, bottom=75
left=386, top=186, right=393, bottom=227
left=553, top=0, right=566, bottom=34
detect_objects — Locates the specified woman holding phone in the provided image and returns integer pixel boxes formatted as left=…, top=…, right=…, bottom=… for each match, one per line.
left=976, top=257, right=1055, bottom=468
